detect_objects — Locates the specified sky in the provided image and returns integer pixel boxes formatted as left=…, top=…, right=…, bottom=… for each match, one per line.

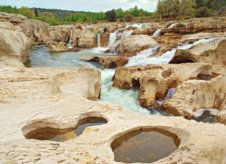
left=0, top=0, right=158, bottom=12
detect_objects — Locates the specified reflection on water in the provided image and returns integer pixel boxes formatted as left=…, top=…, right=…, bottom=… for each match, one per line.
left=25, top=117, right=107, bottom=142
left=29, top=46, right=106, bottom=68
left=111, top=128, right=180, bottom=163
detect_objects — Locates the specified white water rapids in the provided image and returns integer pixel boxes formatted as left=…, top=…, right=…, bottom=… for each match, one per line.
left=30, top=24, right=221, bottom=115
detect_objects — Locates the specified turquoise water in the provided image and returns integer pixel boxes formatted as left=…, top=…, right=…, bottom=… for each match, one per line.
left=30, top=46, right=158, bottom=115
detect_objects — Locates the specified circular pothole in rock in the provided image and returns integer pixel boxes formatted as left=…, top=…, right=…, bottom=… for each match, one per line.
left=111, top=128, right=180, bottom=163
left=23, top=117, right=107, bottom=142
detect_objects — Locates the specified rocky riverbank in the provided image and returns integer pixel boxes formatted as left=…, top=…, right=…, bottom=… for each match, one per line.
left=0, top=12, right=226, bottom=163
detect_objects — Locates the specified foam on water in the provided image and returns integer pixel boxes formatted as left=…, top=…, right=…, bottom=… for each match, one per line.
left=126, top=46, right=159, bottom=66
left=168, top=23, right=178, bottom=29
left=127, top=37, right=219, bottom=66
left=100, top=69, right=152, bottom=114
left=67, top=29, right=73, bottom=49
left=152, top=29, right=162, bottom=37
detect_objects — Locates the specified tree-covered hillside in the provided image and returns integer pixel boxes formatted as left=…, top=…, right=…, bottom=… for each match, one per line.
left=0, top=5, right=153, bottom=25
left=156, top=0, right=226, bottom=18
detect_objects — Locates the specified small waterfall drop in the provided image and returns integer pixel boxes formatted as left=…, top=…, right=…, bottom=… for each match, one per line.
left=127, top=37, right=219, bottom=66
left=152, top=29, right=162, bottom=37
left=108, top=30, right=118, bottom=47
left=126, top=46, right=159, bottom=66
left=67, top=29, right=73, bottom=49
left=97, top=33, right=101, bottom=47
left=100, top=69, right=151, bottom=114
left=168, top=23, right=178, bottom=29
left=108, top=24, right=144, bottom=49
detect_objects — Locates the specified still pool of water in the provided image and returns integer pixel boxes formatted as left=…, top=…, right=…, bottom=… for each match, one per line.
left=25, top=117, right=107, bottom=142
left=111, top=129, right=180, bottom=163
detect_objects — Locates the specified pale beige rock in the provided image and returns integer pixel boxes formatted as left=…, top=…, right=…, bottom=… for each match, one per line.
left=20, top=19, right=50, bottom=45
left=216, top=106, right=226, bottom=125
left=49, top=25, right=72, bottom=43
left=162, top=17, right=226, bottom=35
left=0, top=84, right=226, bottom=163
left=81, top=55, right=128, bottom=68
left=0, top=22, right=32, bottom=64
left=0, top=67, right=101, bottom=102
left=47, top=41, right=80, bottom=52
left=0, top=12, right=50, bottom=45
left=113, top=63, right=213, bottom=108
left=163, top=75, right=226, bottom=118
left=118, top=35, right=157, bottom=56
left=78, top=30, right=97, bottom=48
left=170, top=38, right=226, bottom=75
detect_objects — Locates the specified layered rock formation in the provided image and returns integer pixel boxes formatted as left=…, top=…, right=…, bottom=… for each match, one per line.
left=0, top=66, right=226, bottom=163
left=117, top=35, right=157, bottom=56
left=47, top=42, right=80, bottom=52
left=170, top=38, right=226, bottom=75
left=162, top=75, right=226, bottom=118
left=81, top=55, right=128, bottom=68
left=0, top=22, right=32, bottom=65
left=0, top=12, right=49, bottom=45
left=0, top=67, right=101, bottom=102
left=113, top=63, right=214, bottom=108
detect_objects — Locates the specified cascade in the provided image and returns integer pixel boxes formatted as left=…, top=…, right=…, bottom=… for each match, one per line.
left=168, top=23, right=178, bottom=29
left=152, top=29, right=162, bottom=37
left=67, top=29, right=73, bottom=49
left=97, top=33, right=101, bottom=47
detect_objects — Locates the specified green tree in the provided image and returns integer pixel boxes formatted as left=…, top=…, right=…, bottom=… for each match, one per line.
left=125, top=13, right=133, bottom=22
left=105, top=9, right=116, bottom=22
left=19, top=7, right=35, bottom=19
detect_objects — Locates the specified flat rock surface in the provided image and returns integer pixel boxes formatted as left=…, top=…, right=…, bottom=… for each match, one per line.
left=0, top=67, right=226, bottom=163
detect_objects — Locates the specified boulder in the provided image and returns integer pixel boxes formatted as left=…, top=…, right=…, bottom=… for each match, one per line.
left=49, top=25, right=71, bottom=43
left=113, top=63, right=213, bottom=108
left=0, top=12, right=50, bottom=45
left=216, top=106, right=226, bottom=125
left=20, top=19, right=49, bottom=45
left=47, top=41, right=80, bottom=52
left=118, top=35, right=157, bottom=56
left=162, top=75, right=226, bottom=118
left=78, top=30, right=97, bottom=48
left=81, top=55, right=128, bottom=68
left=0, top=67, right=101, bottom=102
left=0, top=22, right=32, bottom=65
left=162, top=17, right=226, bottom=35
left=170, top=38, right=226, bottom=75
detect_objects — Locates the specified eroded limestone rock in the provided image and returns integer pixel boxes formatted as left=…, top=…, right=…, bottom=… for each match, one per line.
left=0, top=22, right=32, bottom=65
left=170, top=38, right=226, bottom=75
left=81, top=55, right=128, bottom=68
left=118, top=35, right=157, bottom=56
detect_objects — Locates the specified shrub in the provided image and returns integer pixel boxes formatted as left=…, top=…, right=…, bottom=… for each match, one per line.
left=125, top=14, right=133, bottom=22
left=195, top=7, right=211, bottom=17
left=105, top=9, right=116, bottom=22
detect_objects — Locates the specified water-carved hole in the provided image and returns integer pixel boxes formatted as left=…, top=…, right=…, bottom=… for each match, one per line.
left=111, top=128, right=180, bottom=163
left=197, top=74, right=213, bottom=81
left=132, top=78, right=140, bottom=89
left=23, top=117, right=107, bottom=142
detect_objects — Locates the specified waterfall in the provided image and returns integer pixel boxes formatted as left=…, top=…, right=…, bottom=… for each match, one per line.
left=126, top=46, right=159, bottom=66
left=108, top=30, right=118, bottom=47
left=126, top=37, right=219, bottom=66
left=100, top=69, right=151, bottom=114
left=108, top=24, right=145, bottom=48
left=152, top=29, right=162, bottom=37
left=97, top=33, right=101, bottom=47
left=122, top=30, right=133, bottom=39
left=67, top=29, right=73, bottom=49
left=168, top=23, right=178, bottom=29
left=164, top=88, right=176, bottom=100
